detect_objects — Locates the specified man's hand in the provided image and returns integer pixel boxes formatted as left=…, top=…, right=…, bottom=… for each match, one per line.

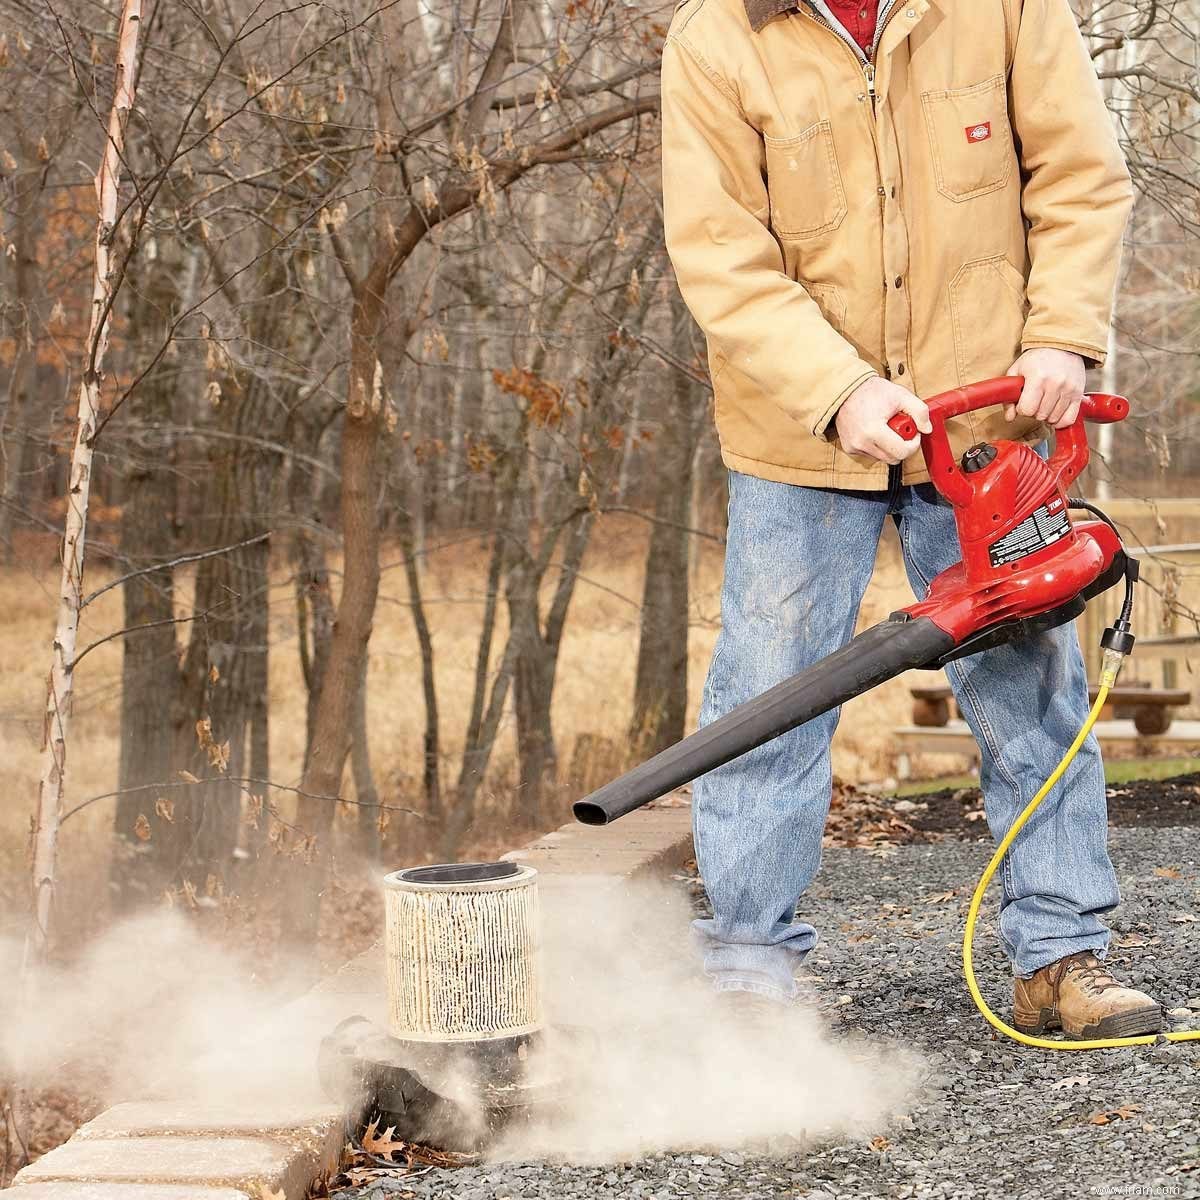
left=1005, top=348, right=1086, bottom=429
left=834, top=377, right=932, bottom=465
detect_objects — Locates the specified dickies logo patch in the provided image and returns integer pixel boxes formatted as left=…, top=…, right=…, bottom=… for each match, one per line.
left=965, top=121, right=992, bottom=143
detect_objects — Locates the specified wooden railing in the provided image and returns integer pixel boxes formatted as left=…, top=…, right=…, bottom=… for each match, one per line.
left=1076, top=520, right=1200, bottom=700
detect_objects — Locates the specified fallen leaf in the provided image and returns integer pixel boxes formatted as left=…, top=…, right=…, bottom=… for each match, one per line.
left=1154, top=867, right=1182, bottom=879
left=361, top=1116, right=409, bottom=1162
left=1172, top=914, right=1199, bottom=924
left=870, top=1135, right=891, bottom=1152
left=133, top=813, right=151, bottom=841
left=1049, top=1075, right=1090, bottom=1091
left=1089, top=1104, right=1141, bottom=1125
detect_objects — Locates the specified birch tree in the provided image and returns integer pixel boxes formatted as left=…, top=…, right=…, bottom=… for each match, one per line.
left=26, top=0, right=144, bottom=962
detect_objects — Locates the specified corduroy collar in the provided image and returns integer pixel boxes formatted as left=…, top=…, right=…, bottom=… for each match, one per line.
left=744, top=0, right=798, bottom=31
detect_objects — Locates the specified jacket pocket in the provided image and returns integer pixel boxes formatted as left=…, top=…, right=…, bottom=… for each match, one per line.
left=948, top=255, right=1027, bottom=386
left=763, top=120, right=847, bottom=239
left=921, top=75, right=1014, bottom=202
left=802, top=282, right=846, bottom=331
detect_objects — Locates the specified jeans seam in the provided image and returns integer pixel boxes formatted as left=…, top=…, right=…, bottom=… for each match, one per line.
left=948, top=663, right=1022, bottom=905
left=899, top=514, right=1023, bottom=916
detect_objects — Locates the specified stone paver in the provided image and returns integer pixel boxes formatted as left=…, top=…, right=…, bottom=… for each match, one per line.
left=75, top=1103, right=343, bottom=1141
left=9, top=1185, right=254, bottom=1195
left=9, top=1186, right=253, bottom=1199
left=14, top=1136, right=320, bottom=1198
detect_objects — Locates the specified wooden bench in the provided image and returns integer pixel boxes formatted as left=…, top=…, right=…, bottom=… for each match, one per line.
left=893, top=718, right=1200, bottom=780
left=909, top=683, right=1191, bottom=736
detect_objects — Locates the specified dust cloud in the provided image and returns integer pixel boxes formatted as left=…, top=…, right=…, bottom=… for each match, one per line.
left=0, top=910, right=340, bottom=1111
left=0, top=876, right=921, bottom=1163
left=494, top=875, right=923, bottom=1162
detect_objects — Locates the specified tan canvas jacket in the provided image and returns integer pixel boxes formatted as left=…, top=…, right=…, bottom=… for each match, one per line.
left=661, top=0, right=1134, bottom=488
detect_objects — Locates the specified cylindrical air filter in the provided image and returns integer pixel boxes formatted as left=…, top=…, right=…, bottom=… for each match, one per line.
left=383, top=862, right=542, bottom=1044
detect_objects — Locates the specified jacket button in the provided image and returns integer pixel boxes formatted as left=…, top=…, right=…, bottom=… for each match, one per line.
left=897, top=363, right=906, bottom=376
left=877, top=186, right=886, bottom=196
left=894, top=276, right=903, bottom=288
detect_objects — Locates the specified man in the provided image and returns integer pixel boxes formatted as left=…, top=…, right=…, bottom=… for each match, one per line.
left=661, top=0, right=1164, bottom=1037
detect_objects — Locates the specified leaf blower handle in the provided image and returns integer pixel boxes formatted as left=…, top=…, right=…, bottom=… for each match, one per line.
left=884, top=379, right=1129, bottom=505
left=885, top=376, right=1024, bottom=443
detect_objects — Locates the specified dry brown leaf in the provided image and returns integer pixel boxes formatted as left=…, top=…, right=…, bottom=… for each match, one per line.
left=1154, top=866, right=1182, bottom=879
left=1117, top=934, right=1148, bottom=948
left=870, top=1135, right=891, bottom=1152
left=1090, top=1104, right=1140, bottom=1125
left=155, top=796, right=175, bottom=823
left=361, top=1116, right=408, bottom=1162
left=133, top=814, right=151, bottom=841
left=1049, top=1075, right=1090, bottom=1091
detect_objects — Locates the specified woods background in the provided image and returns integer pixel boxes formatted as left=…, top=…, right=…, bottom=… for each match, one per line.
left=0, top=0, right=1196, bottom=994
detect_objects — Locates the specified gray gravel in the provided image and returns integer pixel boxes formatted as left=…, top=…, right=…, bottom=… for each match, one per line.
left=334, top=825, right=1200, bottom=1200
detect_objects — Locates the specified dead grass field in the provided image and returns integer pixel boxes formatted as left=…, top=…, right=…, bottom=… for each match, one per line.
left=0, top=515, right=947, bottom=941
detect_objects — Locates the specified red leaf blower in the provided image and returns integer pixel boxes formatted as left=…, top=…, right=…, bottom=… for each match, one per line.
left=574, top=375, right=1134, bottom=827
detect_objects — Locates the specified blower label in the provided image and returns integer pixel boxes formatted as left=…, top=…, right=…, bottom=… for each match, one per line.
left=988, top=501, right=1071, bottom=567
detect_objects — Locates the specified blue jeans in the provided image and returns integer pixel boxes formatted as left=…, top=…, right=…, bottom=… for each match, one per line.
left=693, top=468, right=1118, bottom=1001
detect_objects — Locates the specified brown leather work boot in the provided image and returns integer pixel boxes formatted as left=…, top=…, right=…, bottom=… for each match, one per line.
left=1013, top=951, right=1163, bottom=1039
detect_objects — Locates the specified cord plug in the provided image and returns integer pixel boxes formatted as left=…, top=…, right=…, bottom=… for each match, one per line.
left=1100, top=620, right=1136, bottom=658
left=1099, top=646, right=1126, bottom=689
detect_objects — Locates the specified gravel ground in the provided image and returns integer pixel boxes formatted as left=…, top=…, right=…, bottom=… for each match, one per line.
left=332, top=825, right=1200, bottom=1200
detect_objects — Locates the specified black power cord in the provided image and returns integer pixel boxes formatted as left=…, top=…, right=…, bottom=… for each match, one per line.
left=1069, top=498, right=1138, bottom=653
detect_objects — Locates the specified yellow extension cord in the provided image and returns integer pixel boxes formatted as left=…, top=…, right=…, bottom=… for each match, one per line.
left=963, top=647, right=1200, bottom=1050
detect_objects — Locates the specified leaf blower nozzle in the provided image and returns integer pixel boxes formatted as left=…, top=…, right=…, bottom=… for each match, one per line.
left=572, top=616, right=955, bottom=825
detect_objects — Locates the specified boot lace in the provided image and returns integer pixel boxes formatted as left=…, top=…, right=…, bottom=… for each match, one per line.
left=1064, top=956, right=1124, bottom=996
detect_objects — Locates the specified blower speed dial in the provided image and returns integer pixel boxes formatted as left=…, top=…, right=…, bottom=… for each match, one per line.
left=962, top=442, right=998, bottom=473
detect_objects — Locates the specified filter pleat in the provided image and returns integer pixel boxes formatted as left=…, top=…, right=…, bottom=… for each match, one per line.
left=384, top=864, right=542, bottom=1042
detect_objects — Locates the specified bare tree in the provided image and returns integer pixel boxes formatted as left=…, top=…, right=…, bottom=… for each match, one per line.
left=26, top=0, right=144, bottom=962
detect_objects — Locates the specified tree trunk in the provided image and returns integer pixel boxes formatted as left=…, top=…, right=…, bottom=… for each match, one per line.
left=112, top=420, right=179, bottom=902
left=630, top=364, right=701, bottom=757
left=397, top=507, right=440, bottom=819
left=350, top=672, right=381, bottom=859
left=282, top=286, right=389, bottom=951
left=0, top=191, right=37, bottom=563
left=26, top=0, right=143, bottom=963
left=111, top=231, right=185, bottom=908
